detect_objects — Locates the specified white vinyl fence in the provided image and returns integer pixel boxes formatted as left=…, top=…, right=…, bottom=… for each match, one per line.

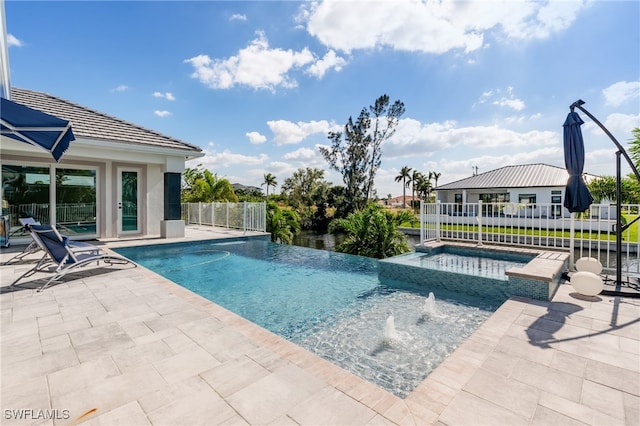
left=182, top=202, right=266, bottom=233
left=420, top=200, right=640, bottom=275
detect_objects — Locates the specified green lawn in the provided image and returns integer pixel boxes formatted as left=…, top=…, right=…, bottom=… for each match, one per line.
left=401, top=212, right=639, bottom=242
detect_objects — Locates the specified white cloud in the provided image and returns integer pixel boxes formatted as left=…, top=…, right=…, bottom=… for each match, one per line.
left=283, top=147, right=317, bottom=161
left=110, top=85, right=128, bottom=93
left=7, top=34, right=22, bottom=47
left=385, top=118, right=557, bottom=158
left=246, top=131, right=267, bottom=144
left=267, top=119, right=332, bottom=145
left=602, top=81, right=640, bottom=107
left=185, top=31, right=314, bottom=91
left=477, top=86, right=525, bottom=111
left=493, top=98, right=525, bottom=111
left=602, top=112, right=640, bottom=141
left=306, top=50, right=348, bottom=78
left=230, top=13, right=247, bottom=21
left=153, top=91, right=175, bottom=101
left=302, top=0, right=588, bottom=54
left=154, top=110, right=172, bottom=117
left=196, top=149, right=269, bottom=170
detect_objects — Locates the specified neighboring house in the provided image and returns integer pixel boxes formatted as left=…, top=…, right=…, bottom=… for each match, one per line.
left=232, top=183, right=262, bottom=195
left=384, top=195, right=420, bottom=207
left=435, top=163, right=597, bottom=218
left=1, top=88, right=204, bottom=241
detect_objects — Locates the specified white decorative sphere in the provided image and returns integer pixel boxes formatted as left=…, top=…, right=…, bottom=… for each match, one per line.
left=575, top=257, right=603, bottom=275
left=571, top=271, right=604, bottom=296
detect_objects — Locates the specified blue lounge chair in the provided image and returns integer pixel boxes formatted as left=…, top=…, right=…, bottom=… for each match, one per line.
left=3, top=218, right=98, bottom=265
left=10, top=224, right=136, bottom=291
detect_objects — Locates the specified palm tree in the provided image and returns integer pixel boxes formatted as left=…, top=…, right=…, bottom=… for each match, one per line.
left=266, top=202, right=300, bottom=244
left=417, top=178, right=431, bottom=202
left=432, top=171, right=441, bottom=188
left=410, top=170, right=422, bottom=211
left=431, top=171, right=441, bottom=201
left=330, top=204, right=411, bottom=258
left=262, top=173, right=277, bottom=198
left=394, top=166, right=412, bottom=208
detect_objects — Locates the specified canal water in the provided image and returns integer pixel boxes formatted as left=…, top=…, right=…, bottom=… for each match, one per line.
left=292, top=230, right=421, bottom=252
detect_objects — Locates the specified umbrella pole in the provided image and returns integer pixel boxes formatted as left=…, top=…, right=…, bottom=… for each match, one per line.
left=570, top=100, right=639, bottom=288
left=616, top=151, right=622, bottom=287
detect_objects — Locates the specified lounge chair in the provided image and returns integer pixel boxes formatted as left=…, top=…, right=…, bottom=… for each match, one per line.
left=10, top=224, right=136, bottom=291
left=3, top=218, right=99, bottom=265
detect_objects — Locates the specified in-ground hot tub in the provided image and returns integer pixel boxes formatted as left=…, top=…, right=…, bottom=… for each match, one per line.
left=379, top=242, right=569, bottom=301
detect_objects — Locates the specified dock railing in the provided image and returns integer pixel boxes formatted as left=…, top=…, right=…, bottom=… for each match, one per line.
left=182, top=202, right=266, bottom=233
left=420, top=200, right=640, bottom=275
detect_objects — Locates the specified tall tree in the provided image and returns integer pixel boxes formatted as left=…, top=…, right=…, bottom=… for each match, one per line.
left=394, top=166, right=412, bottom=208
left=319, top=94, right=405, bottom=214
left=432, top=171, right=442, bottom=189
left=281, top=168, right=331, bottom=229
left=410, top=170, right=422, bottom=211
left=182, top=165, right=238, bottom=202
left=262, top=173, right=277, bottom=198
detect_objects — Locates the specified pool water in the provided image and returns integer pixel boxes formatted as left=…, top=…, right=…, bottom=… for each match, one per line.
left=115, top=239, right=503, bottom=398
left=386, top=250, right=532, bottom=280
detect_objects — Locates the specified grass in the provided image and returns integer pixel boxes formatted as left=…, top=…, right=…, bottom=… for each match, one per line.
left=400, top=211, right=640, bottom=242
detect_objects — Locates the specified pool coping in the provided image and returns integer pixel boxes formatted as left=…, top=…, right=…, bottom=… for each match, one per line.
left=1, top=229, right=638, bottom=425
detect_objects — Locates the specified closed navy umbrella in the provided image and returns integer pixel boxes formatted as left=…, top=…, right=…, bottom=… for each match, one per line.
left=563, top=111, right=593, bottom=212
left=1, top=97, right=75, bottom=161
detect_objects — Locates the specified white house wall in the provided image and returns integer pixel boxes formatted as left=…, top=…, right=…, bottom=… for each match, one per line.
left=438, top=186, right=566, bottom=204
left=147, top=164, right=164, bottom=235
left=1, top=136, right=191, bottom=239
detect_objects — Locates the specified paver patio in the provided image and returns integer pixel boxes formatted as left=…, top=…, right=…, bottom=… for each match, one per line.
left=1, top=227, right=638, bottom=425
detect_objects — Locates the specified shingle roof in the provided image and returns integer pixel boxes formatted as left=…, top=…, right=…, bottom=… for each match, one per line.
left=437, top=163, right=574, bottom=190
left=10, top=87, right=202, bottom=154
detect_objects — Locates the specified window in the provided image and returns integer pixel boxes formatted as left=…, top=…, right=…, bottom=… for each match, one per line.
left=2, top=165, right=51, bottom=235
left=519, top=194, right=537, bottom=204
left=1, top=164, right=97, bottom=238
left=56, top=168, right=97, bottom=235
left=551, top=195, right=562, bottom=217
left=479, top=193, right=510, bottom=203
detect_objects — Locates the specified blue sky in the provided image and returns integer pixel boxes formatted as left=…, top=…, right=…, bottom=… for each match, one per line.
left=5, top=0, right=639, bottom=197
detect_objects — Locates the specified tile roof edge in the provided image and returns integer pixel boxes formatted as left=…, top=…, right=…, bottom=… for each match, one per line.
left=13, top=87, right=203, bottom=153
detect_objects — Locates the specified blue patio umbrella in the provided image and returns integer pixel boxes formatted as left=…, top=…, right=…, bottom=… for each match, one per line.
left=563, top=110, right=594, bottom=213
left=1, top=97, right=75, bottom=161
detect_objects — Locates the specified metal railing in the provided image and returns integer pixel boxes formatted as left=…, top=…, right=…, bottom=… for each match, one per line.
left=420, top=200, right=640, bottom=275
left=182, top=202, right=266, bottom=232
left=3, top=202, right=96, bottom=230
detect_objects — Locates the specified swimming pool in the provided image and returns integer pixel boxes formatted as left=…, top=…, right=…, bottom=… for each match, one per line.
left=114, top=238, right=504, bottom=397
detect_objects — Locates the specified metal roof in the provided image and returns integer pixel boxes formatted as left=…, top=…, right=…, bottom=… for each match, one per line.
left=10, top=88, right=202, bottom=154
left=436, top=163, right=574, bottom=190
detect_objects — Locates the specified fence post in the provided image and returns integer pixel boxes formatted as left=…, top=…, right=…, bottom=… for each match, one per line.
left=262, top=202, right=267, bottom=232
left=419, top=200, right=424, bottom=245
left=198, top=202, right=202, bottom=225
left=477, top=200, right=483, bottom=246
left=211, top=202, right=215, bottom=227
left=243, top=202, right=247, bottom=234
left=436, top=200, right=441, bottom=241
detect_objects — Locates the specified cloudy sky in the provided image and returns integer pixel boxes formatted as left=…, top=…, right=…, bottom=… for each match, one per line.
left=5, top=0, right=639, bottom=197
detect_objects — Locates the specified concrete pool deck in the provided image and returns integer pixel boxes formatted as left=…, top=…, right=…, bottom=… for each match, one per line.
left=1, top=227, right=638, bottom=425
